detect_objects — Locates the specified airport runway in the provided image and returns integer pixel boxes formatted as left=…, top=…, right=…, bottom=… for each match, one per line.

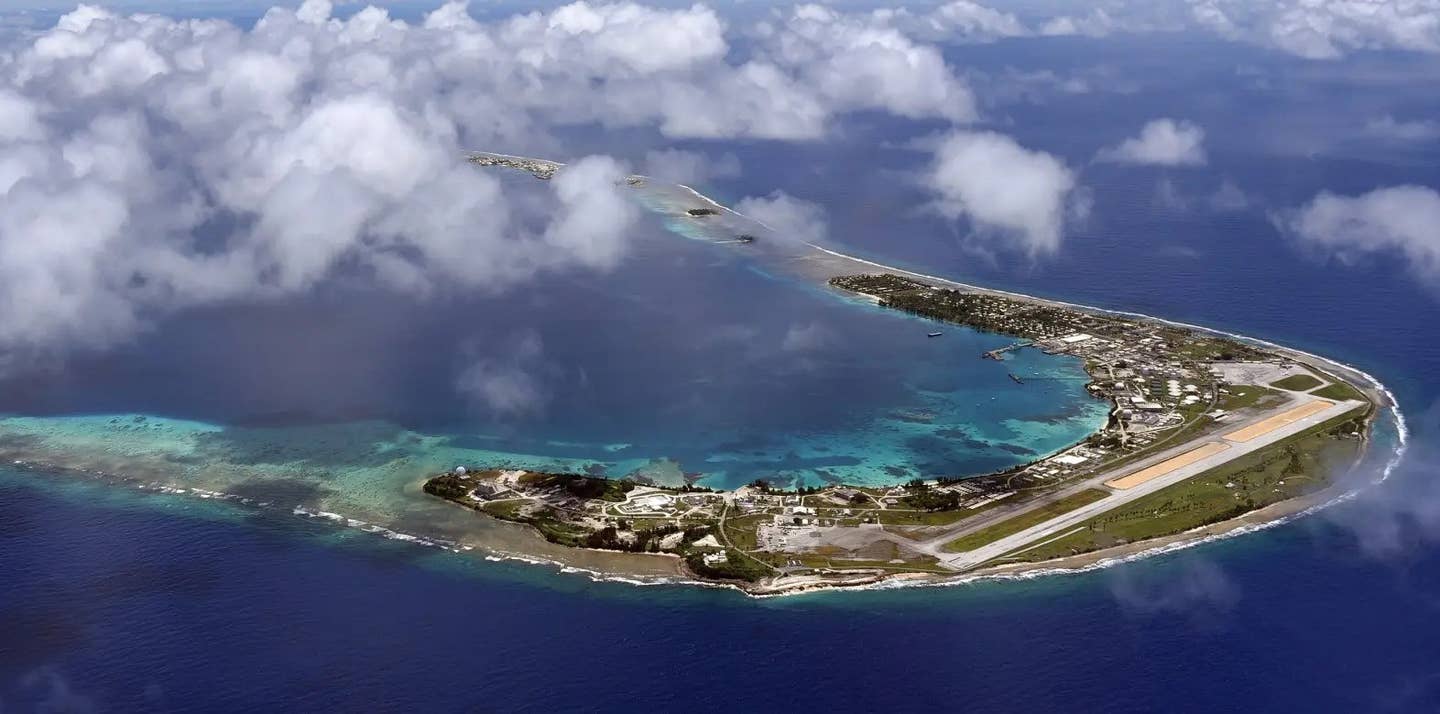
left=939, top=397, right=1367, bottom=570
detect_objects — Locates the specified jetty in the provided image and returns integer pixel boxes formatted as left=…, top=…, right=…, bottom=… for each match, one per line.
left=984, top=341, right=1032, bottom=360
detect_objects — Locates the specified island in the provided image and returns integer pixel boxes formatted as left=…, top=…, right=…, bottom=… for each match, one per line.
left=0, top=151, right=1388, bottom=599
left=429, top=155, right=1386, bottom=595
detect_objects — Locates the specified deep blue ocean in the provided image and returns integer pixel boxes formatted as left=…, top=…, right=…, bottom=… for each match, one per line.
left=4, top=21, right=1440, bottom=714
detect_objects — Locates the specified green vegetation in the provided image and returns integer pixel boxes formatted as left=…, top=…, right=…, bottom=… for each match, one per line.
left=583, top=523, right=712, bottom=553
left=1002, top=410, right=1369, bottom=563
left=874, top=508, right=975, bottom=527
left=1217, top=385, right=1285, bottom=412
left=529, top=510, right=593, bottom=547
left=1270, top=373, right=1324, bottom=391
left=684, top=549, right=773, bottom=582
left=559, top=474, right=635, bottom=501
left=720, top=513, right=768, bottom=551
left=480, top=499, right=527, bottom=520
left=422, top=473, right=470, bottom=499
left=900, top=479, right=963, bottom=511
left=943, top=489, right=1109, bottom=553
left=512, top=472, right=635, bottom=501
left=1312, top=381, right=1365, bottom=402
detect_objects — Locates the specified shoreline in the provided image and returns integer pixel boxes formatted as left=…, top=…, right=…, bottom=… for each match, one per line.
left=454, top=154, right=1411, bottom=594
left=0, top=154, right=1412, bottom=599
left=0, top=384, right=1399, bottom=598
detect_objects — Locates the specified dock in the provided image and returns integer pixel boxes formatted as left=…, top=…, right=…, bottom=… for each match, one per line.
left=984, top=341, right=1032, bottom=360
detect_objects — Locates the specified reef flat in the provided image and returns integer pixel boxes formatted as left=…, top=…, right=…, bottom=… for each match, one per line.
left=405, top=154, right=1393, bottom=594
left=0, top=153, right=1400, bottom=597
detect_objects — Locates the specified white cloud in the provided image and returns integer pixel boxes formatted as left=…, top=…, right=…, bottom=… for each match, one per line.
left=0, top=1, right=985, bottom=357
left=1279, top=185, right=1440, bottom=285
left=639, top=148, right=740, bottom=186
left=1185, top=0, right=1440, bottom=59
left=756, top=5, right=978, bottom=126
left=902, top=0, right=1440, bottom=60
left=1039, top=9, right=1125, bottom=38
left=455, top=331, right=550, bottom=418
left=508, top=1, right=729, bottom=75
left=1154, top=177, right=1190, bottom=211
left=781, top=321, right=834, bottom=353
left=734, top=191, right=829, bottom=244
left=925, top=130, right=1078, bottom=255
left=1107, top=557, right=1240, bottom=615
left=1194, top=0, right=1440, bottom=60
left=899, top=1, right=1029, bottom=41
left=1208, top=179, right=1250, bottom=211
left=1097, top=118, right=1207, bottom=166
left=543, top=155, right=638, bottom=271
left=1153, top=177, right=1251, bottom=213
left=1365, top=115, right=1440, bottom=142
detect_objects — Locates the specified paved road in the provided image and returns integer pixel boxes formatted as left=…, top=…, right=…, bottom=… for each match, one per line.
left=908, top=393, right=1301, bottom=557
left=937, top=398, right=1366, bottom=570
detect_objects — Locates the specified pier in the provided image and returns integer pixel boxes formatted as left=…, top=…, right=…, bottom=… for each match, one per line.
left=984, top=341, right=1032, bottom=360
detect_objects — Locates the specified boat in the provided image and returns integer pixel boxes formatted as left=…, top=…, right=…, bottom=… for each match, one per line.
left=927, top=331, right=943, bottom=337
left=1009, top=373, right=1025, bottom=384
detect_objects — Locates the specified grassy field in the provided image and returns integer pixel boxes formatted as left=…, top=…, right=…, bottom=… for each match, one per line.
left=480, top=499, right=529, bottom=520
left=721, top=513, right=769, bottom=551
left=1270, top=373, right=1324, bottom=391
left=998, top=410, right=1367, bottom=563
left=942, top=489, right=1110, bottom=553
left=1218, top=385, right=1286, bottom=411
left=876, top=507, right=980, bottom=527
left=1312, top=381, right=1365, bottom=402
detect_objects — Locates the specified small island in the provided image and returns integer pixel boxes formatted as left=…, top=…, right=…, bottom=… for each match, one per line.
left=424, top=265, right=1378, bottom=593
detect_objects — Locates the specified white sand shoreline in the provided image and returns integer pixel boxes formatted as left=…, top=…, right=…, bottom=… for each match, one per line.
left=1, top=152, right=1408, bottom=600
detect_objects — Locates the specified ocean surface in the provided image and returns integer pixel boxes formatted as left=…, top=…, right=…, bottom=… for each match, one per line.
left=0, top=166, right=1106, bottom=494
left=4, top=24, right=1440, bottom=714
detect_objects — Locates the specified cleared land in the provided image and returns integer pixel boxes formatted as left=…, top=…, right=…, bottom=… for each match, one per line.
left=999, top=409, right=1367, bottom=563
left=1312, top=381, right=1365, bottom=402
left=1224, top=400, right=1334, bottom=443
left=940, top=398, right=1366, bottom=570
left=1270, top=373, right=1324, bottom=391
left=943, top=489, right=1108, bottom=553
left=1105, top=442, right=1231, bottom=490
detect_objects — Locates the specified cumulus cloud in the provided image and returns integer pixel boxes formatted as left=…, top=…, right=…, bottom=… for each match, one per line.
left=780, top=321, right=834, bottom=353
left=754, top=4, right=978, bottom=127
left=455, top=331, right=550, bottom=418
left=734, top=191, right=829, bottom=244
left=1153, top=177, right=1250, bottom=213
left=1039, top=8, right=1128, bottom=38
left=1097, top=118, right=1207, bottom=167
left=1278, top=185, right=1440, bottom=286
left=1365, top=115, right=1440, bottom=142
left=1107, top=557, right=1240, bottom=617
left=1208, top=179, right=1250, bottom=211
left=925, top=130, right=1079, bottom=255
left=904, top=0, right=1440, bottom=60
left=639, top=148, right=741, bottom=186
left=0, top=1, right=985, bottom=358
left=897, top=0, right=1030, bottom=42
left=1191, top=0, right=1440, bottom=59
left=1320, top=398, right=1440, bottom=561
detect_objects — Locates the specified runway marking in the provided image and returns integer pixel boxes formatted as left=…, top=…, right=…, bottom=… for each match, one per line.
left=1105, top=442, right=1232, bottom=490
left=1224, top=400, right=1335, bottom=443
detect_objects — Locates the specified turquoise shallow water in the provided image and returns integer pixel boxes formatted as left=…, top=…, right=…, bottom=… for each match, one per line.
left=0, top=171, right=1106, bottom=507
